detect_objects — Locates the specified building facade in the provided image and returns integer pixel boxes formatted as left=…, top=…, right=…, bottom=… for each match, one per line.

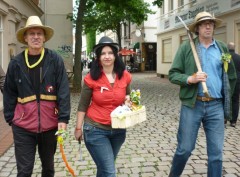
left=91, top=0, right=158, bottom=72
left=121, top=0, right=159, bottom=72
left=40, top=0, right=73, bottom=71
left=0, top=0, right=72, bottom=109
left=157, top=0, right=240, bottom=77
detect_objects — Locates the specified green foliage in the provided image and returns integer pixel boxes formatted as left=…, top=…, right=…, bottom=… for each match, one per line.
left=152, top=0, right=164, bottom=8
left=83, top=0, right=155, bottom=33
left=72, top=0, right=164, bottom=33
left=86, top=30, right=96, bottom=56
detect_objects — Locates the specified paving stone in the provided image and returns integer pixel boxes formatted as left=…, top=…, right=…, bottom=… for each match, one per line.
left=0, top=72, right=240, bottom=176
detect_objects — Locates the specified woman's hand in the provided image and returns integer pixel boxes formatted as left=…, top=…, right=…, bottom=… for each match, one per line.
left=74, top=128, right=83, bottom=142
left=124, top=95, right=132, bottom=108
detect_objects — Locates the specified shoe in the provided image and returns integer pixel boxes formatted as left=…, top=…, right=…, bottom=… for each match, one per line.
left=230, top=123, right=236, bottom=127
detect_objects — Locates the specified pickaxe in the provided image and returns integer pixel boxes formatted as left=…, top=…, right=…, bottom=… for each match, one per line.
left=177, top=16, right=210, bottom=97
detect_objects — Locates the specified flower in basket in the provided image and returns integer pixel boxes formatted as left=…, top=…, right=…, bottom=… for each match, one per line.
left=221, top=53, right=231, bottom=72
left=130, top=89, right=142, bottom=111
left=111, top=88, right=146, bottom=128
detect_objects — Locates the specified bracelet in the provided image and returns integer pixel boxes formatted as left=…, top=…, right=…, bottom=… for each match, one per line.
left=75, top=127, right=82, bottom=131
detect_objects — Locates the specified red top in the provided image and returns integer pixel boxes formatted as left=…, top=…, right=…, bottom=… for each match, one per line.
left=85, top=70, right=132, bottom=125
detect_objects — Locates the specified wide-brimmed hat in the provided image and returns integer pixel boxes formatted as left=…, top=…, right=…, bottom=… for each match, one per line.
left=93, top=36, right=119, bottom=53
left=188, top=11, right=222, bottom=32
left=16, top=16, right=54, bottom=44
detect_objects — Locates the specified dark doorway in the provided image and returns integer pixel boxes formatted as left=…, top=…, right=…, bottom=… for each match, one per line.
left=144, top=43, right=157, bottom=71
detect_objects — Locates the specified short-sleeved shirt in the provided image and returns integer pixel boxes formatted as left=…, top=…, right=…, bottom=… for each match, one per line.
left=84, top=70, right=131, bottom=125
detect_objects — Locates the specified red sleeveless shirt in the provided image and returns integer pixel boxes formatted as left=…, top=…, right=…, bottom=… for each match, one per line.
left=84, top=70, right=132, bottom=125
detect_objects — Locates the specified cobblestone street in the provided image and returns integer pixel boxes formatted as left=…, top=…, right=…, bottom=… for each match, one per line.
left=0, top=72, right=240, bottom=177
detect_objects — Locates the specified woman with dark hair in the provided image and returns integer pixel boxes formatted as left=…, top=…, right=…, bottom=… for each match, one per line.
left=74, top=36, right=132, bottom=177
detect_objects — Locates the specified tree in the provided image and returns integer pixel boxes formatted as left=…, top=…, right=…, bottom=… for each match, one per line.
left=72, top=0, right=87, bottom=92
left=86, top=30, right=96, bottom=58
left=83, top=0, right=155, bottom=47
left=69, top=0, right=164, bottom=92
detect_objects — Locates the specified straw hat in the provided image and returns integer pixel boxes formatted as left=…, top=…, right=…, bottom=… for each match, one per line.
left=188, top=11, right=222, bottom=33
left=93, top=36, right=119, bottom=53
left=16, top=16, right=54, bottom=44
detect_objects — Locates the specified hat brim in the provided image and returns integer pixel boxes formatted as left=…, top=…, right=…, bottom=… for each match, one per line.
left=16, top=25, right=54, bottom=45
left=188, top=18, right=222, bottom=32
left=93, top=42, right=119, bottom=53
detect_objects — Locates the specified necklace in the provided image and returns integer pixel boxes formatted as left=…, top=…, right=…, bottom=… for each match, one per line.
left=25, top=48, right=45, bottom=68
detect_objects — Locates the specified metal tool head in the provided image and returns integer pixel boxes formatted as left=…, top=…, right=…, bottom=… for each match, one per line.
left=177, top=16, right=189, bottom=30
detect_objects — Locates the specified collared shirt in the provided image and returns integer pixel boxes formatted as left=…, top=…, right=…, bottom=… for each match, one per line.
left=198, top=39, right=223, bottom=98
left=83, top=70, right=132, bottom=125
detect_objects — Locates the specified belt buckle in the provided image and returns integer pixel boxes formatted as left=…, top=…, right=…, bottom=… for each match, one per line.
left=201, top=97, right=209, bottom=101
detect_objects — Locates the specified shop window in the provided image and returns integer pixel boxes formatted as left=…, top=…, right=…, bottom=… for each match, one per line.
left=162, top=38, right=172, bottom=63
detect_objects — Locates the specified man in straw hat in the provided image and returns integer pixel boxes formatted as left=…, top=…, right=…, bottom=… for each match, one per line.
left=3, top=16, right=70, bottom=177
left=168, top=11, right=236, bottom=177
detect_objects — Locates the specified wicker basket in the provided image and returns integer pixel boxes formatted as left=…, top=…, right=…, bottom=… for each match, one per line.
left=111, top=106, right=146, bottom=128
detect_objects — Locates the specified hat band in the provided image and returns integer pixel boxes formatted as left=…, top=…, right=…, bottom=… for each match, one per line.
left=197, top=16, right=214, bottom=22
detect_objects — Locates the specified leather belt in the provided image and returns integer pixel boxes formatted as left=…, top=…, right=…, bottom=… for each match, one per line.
left=196, top=96, right=215, bottom=102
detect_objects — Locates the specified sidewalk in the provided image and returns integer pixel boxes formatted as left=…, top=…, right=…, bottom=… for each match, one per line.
left=0, top=110, right=13, bottom=157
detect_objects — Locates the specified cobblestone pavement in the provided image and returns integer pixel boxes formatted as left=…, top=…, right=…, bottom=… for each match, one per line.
left=0, top=72, right=240, bottom=177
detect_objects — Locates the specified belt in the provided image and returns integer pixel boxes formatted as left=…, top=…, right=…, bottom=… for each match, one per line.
left=196, top=96, right=216, bottom=102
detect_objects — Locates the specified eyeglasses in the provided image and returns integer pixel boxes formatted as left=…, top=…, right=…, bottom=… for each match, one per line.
left=26, top=32, right=44, bottom=37
left=199, top=21, right=215, bottom=27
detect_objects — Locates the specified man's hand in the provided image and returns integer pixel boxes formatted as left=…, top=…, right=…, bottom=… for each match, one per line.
left=188, top=72, right=207, bottom=84
left=58, top=122, right=67, bottom=130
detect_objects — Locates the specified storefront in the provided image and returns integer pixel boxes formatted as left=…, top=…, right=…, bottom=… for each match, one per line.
left=157, top=0, right=240, bottom=77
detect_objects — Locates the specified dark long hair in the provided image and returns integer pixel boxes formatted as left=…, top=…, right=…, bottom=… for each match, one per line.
left=90, top=45, right=126, bottom=80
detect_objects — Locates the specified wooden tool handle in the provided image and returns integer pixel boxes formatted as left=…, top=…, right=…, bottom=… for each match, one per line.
left=188, top=33, right=210, bottom=97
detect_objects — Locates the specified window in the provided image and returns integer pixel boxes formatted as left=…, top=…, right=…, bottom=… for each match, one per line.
left=162, top=38, right=172, bottom=63
left=214, top=26, right=226, bottom=43
left=192, top=0, right=197, bottom=4
left=124, top=23, right=127, bottom=38
left=179, top=0, right=184, bottom=6
left=190, top=0, right=197, bottom=7
left=178, top=0, right=184, bottom=12
left=169, top=0, right=174, bottom=12
left=161, top=2, right=165, bottom=15
left=180, top=35, right=188, bottom=44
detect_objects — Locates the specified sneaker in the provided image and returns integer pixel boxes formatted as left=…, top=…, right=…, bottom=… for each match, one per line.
left=230, top=123, right=236, bottom=127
